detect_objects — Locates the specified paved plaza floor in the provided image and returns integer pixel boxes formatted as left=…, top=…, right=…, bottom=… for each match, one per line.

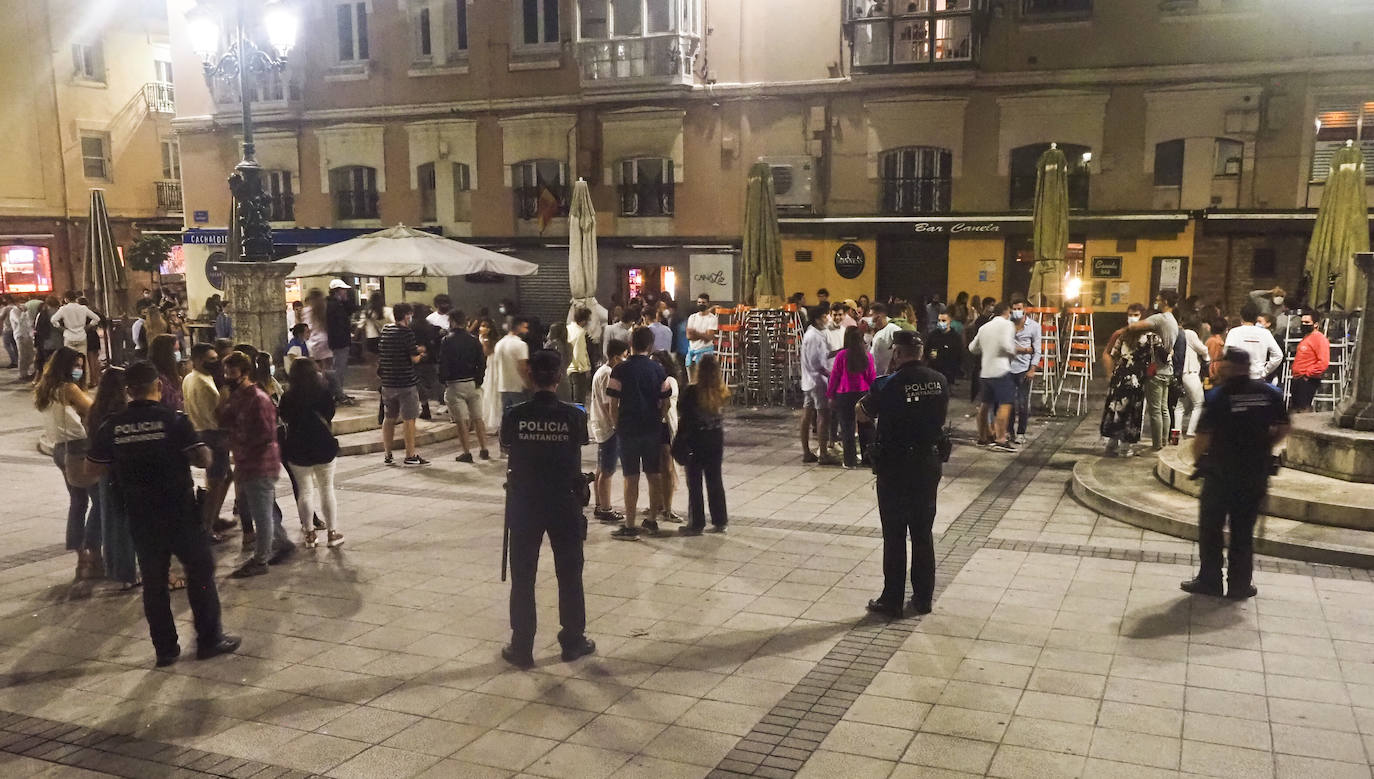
left=0, top=381, right=1372, bottom=778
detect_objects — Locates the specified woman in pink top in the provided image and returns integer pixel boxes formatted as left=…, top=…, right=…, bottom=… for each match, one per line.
left=828, top=326, right=876, bottom=468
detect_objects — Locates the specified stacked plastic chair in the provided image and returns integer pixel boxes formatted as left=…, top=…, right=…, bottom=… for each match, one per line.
left=1055, top=307, right=1095, bottom=416
left=1280, top=326, right=1303, bottom=405
left=1027, top=307, right=1060, bottom=413
left=712, top=306, right=742, bottom=393
left=740, top=307, right=796, bottom=407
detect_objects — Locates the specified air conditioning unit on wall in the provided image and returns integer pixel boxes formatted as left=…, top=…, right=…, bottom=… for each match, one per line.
left=761, top=156, right=815, bottom=214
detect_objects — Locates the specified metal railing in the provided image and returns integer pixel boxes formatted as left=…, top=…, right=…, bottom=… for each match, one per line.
left=155, top=180, right=182, bottom=213
left=1022, top=0, right=1092, bottom=16
left=577, top=33, right=699, bottom=86
left=142, top=82, right=175, bottom=114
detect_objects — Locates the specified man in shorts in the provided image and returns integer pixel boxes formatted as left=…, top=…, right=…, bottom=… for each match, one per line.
left=685, top=293, right=718, bottom=376
left=438, top=313, right=489, bottom=463
left=378, top=303, right=429, bottom=466
left=800, top=304, right=839, bottom=465
left=969, top=301, right=1017, bottom=452
left=607, top=327, right=671, bottom=540
left=182, top=343, right=233, bottom=536
left=590, top=339, right=629, bottom=524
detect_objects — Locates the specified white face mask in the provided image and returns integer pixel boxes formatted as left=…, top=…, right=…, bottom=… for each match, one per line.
left=1273, top=296, right=1284, bottom=306
left=1127, top=315, right=1140, bottom=325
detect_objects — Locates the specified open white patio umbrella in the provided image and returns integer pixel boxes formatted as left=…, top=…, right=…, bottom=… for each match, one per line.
left=277, top=224, right=539, bottom=278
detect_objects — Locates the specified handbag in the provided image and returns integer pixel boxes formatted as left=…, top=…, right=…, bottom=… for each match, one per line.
left=670, top=424, right=692, bottom=466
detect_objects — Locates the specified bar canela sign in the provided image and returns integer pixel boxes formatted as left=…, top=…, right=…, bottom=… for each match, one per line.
left=912, top=221, right=1003, bottom=234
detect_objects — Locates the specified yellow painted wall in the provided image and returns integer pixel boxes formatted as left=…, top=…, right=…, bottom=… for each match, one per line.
left=781, top=237, right=876, bottom=303
left=1081, top=222, right=1195, bottom=313
left=947, top=239, right=1004, bottom=304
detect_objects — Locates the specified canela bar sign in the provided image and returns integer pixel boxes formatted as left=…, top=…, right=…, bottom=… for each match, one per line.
left=912, top=222, right=1002, bottom=234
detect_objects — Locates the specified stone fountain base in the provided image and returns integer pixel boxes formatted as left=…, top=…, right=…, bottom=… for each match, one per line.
left=1284, top=413, right=1374, bottom=484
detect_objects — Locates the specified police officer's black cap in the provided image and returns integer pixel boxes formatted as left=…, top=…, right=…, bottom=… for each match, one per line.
left=892, top=330, right=924, bottom=349
left=1222, top=347, right=1250, bottom=368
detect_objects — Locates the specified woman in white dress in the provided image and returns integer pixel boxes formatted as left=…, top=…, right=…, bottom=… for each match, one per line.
left=476, top=318, right=502, bottom=432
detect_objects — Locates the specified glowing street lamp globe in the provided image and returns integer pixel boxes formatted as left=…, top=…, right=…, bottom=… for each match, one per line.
left=263, top=1, right=298, bottom=57
left=186, top=6, right=221, bottom=62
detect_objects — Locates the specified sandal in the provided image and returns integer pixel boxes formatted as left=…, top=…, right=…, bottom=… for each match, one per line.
left=168, top=576, right=186, bottom=591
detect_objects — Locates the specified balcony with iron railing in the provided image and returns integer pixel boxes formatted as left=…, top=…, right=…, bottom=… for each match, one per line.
left=844, top=1, right=984, bottom=71
left=142, top=81, right=175, bottom=114
left=210, top=70, right=300, bottom=111
left=577, top=33, right=700, bottom=88
left=155, top=180, right=183, bottom=214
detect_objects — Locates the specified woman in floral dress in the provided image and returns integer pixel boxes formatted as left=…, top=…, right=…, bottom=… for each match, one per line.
left=1101, top=303, right=1162, bottom=457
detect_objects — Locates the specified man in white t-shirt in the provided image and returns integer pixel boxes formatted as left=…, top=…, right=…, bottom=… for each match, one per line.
left=969, top=302, right=1017, bottom=452
left=868, top=303, right=902, bottom=375
left=1224, top=301, right=1283, bottom=382
left=800, top=304, right=839, bottom=465
left=685, top=293, right=718, bottom=375
left=493, top=317, right=532, bottom=418
left=589, top=339, right=629, bottom=524
left=426, top=293, right=455, bottom=332
left=51, top=292, right=99, bottom=351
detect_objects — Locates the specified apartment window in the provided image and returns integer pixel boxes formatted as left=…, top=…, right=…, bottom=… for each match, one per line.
left=160, top=139, right=181, bottom=180
left=1312, top=99, right=1374, bottom=182
left=1153, top=139, right=1185, bottom=187
left=72, top=42, right=105, bottom=81
left=618, top=158, right=675, bottom=217
left=1009, top=143, right=1091, bottom=210
left=330, top=165, right=379, bottom=220
left=413, top=1, right=468, bottom=64
left=513, top=159, right=569, bottom=220
left=1214, top=138, right=1243, bottom=176
left=81, top=135, right=109, bottom=179
left=879, top=146, right=952, bottom=214
left=452, top=162, right=472, bottom=221
left=1021, top=0, right=1092, bottom=17
left=266, top=170, right=295, bottom=222
left=336, top=2, right=370, bottom=62
left=154, top=59, right=174, bottom=83
left=418, top=162, right=438, bottom=222
left=519, top=0, right=560, bottom=46
left=845, top=1, right=976, bottom=68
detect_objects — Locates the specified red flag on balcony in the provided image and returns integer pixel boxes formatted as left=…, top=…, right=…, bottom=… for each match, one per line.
left=536, top=186, right=559, bottom=234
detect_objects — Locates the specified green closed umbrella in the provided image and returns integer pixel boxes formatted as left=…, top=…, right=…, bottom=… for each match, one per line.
left=742, top=162, right=784, bottom=308
left=1030, top=144, right=1070, bottom=304
left=83, top=188, right=125, bottom=317
left=1306, top=140, right=1370, bottom=311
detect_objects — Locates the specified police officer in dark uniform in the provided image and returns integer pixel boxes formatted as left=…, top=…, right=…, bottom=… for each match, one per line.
left=80, top=361, right=240, bottom=667
left=857, top=330, right=950, bottom=619
left=1181, top=348, right=1290, bottom=600
left=500, top=349, right=597, bottom=668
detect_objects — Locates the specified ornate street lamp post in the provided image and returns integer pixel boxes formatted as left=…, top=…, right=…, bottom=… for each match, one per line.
left=187, top=1, right=299, bottom=352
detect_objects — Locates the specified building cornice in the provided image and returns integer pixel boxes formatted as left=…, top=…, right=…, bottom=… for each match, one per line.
left=170, top=53, right=1374, bottom=134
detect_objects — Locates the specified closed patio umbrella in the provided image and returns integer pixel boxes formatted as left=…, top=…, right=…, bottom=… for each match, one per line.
left=1306, top=140, right=1370, bottom=311
left=742, top=162, right=784, bottom=308
left=1030, top=144, right=1070, bottom=304
left=568, top=180, right=599, bottom=316
left=83, top=188, right=125, bottom=318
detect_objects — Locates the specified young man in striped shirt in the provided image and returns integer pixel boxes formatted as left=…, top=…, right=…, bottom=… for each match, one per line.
left=378, top=303, right=429, bottom=466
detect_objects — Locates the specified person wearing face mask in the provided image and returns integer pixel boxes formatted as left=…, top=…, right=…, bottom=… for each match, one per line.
left=685, top=294, right=718, bottom=378
left=1100, top=303, right=1162, bottom=457
left=925, top=311, right=963, bottom=387
left=800, top=304, right=840, bottom=465
left=1006, top=296, right=1042, bottom=444
left=1125, top=290, right=1180, bottom=451
left=217, top=351, right=296, bottom=577
left=1288, top=311, right=1330, bottom=412
left=34, top=346, right=100, bottom=580
left=1247, top=286, right=1286, bottom=321
left=184, top=344, right=233, bottom=538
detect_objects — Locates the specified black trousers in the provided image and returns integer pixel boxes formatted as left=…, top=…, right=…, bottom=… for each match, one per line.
left=508, top=506, right=586, bottom=655
left=686, top=431, right=728, bottom=530
left=1011, top=371, right=1032, bottom=435
left=876, top=453, right=942, bottom=606
left=832, top=392, right=873, bottom=467
left=1290, top=376, right=1320, bottom=410
left=1197, top=475, right=1265, bottom=590
left=133, top=520, right=223, bottom=657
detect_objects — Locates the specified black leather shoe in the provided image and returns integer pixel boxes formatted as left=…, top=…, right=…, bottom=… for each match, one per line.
left=155, top=647, right=181, bottom=667
left=196, top=634, right=241, bottom=660
left=1226, top=583, right=1258, bottom=600
left=909, top=598, right=933, bottom=616
left=501, top=645, right=534, bottom=669
left=1179, top=578, right=1224, bottom=596
left=561, top=638, right=596, bottom=662
left=866, top=599, right=902, bottom=619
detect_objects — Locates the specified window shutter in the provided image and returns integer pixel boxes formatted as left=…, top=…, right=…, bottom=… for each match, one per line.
left=336, top=4, right=354, bottom=61
left=92, top=43, right=104, bottom=80
left=357, top=3, right=370, bottom=59
left=72, top=44, right=82, bottom=77
left=413, top=6, right=431, bottom=60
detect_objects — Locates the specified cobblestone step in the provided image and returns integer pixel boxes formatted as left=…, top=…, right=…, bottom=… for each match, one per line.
left=1071, top=454, right=1374, bottom=569
left=1155, top=444, right=1374, bottom=532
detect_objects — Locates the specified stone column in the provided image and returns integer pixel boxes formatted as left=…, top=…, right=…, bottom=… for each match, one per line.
left=219, top=261, right=294, bottom=359
left=1336, top=252, right=1374, bottom=431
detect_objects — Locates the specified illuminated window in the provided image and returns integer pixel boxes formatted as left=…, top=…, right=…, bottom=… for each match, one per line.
left=1009, top=143, right=1091, bottom=210
left=0, top=246, right=54, bottom=294
left=844, top=1, right=977, bottom=69
left=1311, top=99, right=1374, bottom=182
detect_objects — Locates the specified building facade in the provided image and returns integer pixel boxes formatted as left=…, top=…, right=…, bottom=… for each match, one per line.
left=1, top=0, right=183, bottom=304
left=169, top=0, right=1374, bottom=325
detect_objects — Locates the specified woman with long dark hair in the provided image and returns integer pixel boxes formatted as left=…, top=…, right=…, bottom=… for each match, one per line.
left=651, top=350, right=683, bottom=524
left=477, top=318, right=502, bottom=431
left=544, top=322, right=574, bottom=401
left=278, top=358, right=343, bottom=548
left=87, top=367, right=139, bottom=588
left=35, top=346, right=101, bottom=578
left=362, top=293, right=392, bottom=365
left=827, top=326, right=876, bottom=468
left=675, top=354, right=729, bottom=535
left=149, top=333, right=184, bottom=410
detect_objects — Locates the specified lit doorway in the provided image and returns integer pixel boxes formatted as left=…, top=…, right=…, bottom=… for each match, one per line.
left=619, top=265, right=679, bottom=306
